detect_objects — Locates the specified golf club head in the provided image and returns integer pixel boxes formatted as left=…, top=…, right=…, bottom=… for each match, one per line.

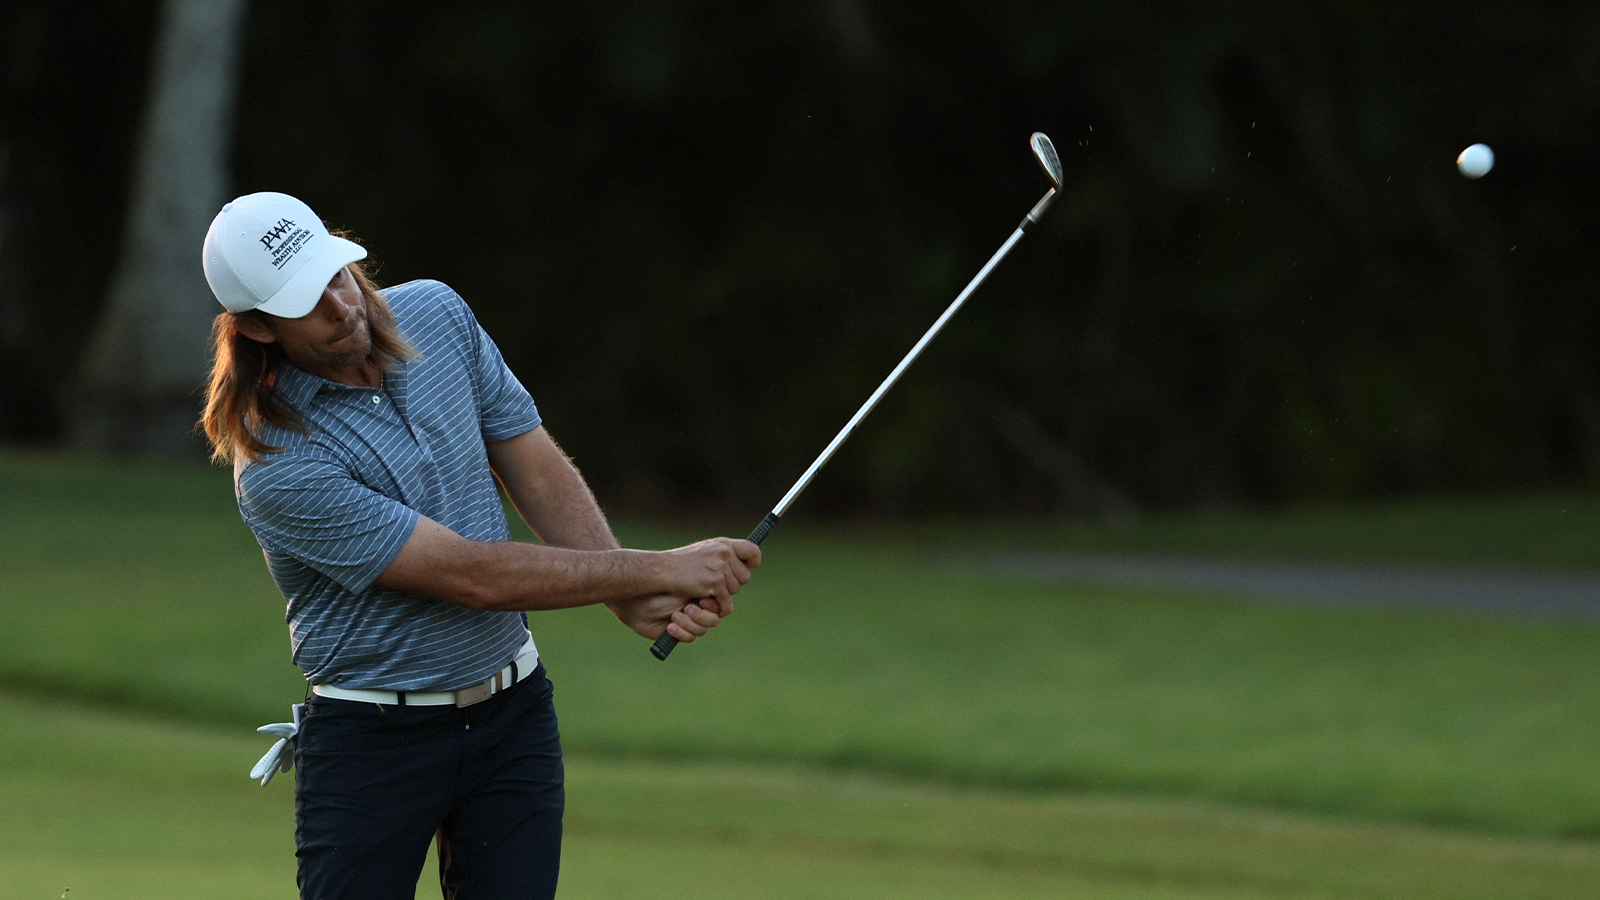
left=1030, top=132, right=1063, bottom=188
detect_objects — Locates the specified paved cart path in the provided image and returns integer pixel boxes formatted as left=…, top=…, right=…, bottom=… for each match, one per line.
left=976, top=553, right=1600, bottom=621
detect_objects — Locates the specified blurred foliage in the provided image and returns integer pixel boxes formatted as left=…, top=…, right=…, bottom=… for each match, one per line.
left=2, top=1, right=1599, bottom=513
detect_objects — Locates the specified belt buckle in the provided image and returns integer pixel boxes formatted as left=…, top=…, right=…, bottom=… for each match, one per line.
left=454, top=670, right=504, bottom=707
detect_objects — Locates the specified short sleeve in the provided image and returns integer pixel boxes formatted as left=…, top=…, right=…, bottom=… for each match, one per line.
left=451, top=296, right=540, bottom=442
left=237, top=450, right=421, bottom=594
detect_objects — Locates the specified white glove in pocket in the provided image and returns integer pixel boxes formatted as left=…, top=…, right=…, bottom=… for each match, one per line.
left=249, top=704, right=305, bottom=786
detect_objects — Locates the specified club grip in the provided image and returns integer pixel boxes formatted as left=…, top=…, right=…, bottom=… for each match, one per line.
left=648, top=633, right=679, bottom=660
left=746, top=512, right=779, bottom=546
left=649, top=513, right=780, bottom=661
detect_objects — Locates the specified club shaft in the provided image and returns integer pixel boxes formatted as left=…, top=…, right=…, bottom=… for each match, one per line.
left=774, top=207, right=1042, bottom=517
left=650, top=186, right=1057, bottom=662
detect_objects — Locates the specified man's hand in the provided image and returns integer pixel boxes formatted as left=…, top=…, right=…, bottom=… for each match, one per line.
left=607, top=594, right=734, bottom=642
left=657, top=537, right=761, bottom=605
left=607, top=537, right=758, bottom=641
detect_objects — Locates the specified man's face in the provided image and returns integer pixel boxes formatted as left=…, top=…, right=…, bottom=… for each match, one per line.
left=241, top=266, right=373, bottom=374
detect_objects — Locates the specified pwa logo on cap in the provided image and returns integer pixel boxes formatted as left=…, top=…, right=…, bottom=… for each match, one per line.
left=259, top=217, right=314, bottom=270
left=202, top=192, right=368, bottom=317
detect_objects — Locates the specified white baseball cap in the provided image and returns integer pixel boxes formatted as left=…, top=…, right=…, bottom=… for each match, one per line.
left=202, top=192, right=368, bottom=318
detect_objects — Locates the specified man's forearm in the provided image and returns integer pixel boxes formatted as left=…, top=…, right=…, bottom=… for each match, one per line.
left=487, top=427, right=619, bottom=551
left=428, top=528, right=662, bottom=611
left=447, top=426, right=759, bottom=629
left=376, top=515, right=757, bottom=614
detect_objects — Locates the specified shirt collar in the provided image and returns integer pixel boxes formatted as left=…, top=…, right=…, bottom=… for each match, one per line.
left=274, top=357, right=411, bottom=409
left=275, top=362, right=323, bottom=410
left=275, top=360, right=370, bottom=411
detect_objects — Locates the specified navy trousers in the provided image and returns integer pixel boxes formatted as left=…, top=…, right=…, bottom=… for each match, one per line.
left=293, top=666, right=564, bottom=900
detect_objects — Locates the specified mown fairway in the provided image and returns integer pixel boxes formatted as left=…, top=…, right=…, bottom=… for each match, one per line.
left=6, top=692, right=1600, bottom=900
left=2, top=453, right=1599, bottom=898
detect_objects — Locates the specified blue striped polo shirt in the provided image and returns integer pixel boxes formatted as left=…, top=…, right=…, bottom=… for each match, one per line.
left=235, top=280, right=541, bottom=690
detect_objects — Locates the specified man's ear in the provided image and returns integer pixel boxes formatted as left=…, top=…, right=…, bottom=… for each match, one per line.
left=235, top=315, right=277, bottom=345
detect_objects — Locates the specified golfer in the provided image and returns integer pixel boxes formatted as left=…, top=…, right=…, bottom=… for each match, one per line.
left=199, top=191, right=760, bottom=899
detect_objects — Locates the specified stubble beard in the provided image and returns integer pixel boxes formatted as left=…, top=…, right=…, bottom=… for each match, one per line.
left=323, top=327, right=373, bottom=368
left=278, top=317, right=374, bottom=373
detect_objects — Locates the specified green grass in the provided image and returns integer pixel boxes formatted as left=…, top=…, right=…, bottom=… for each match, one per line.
left=5, top=691, right=1600, bottom=900
left=541, top=542, right=1600, bottom=835
left=0, top=692, right=295, bottom=900
left=0, top=454, right=308, bottom=722
left=5, top=452, right=1600, bottom=896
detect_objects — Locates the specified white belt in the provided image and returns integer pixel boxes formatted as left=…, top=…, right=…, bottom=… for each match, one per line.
left=312, top=638, right=539, bottom=708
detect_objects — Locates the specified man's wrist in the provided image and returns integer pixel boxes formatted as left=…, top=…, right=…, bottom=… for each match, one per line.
left=620, top=548, right=669, bottom=597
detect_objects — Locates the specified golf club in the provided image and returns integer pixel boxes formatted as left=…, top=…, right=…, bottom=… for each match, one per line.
left=652, top=132, right=1064, bottom=661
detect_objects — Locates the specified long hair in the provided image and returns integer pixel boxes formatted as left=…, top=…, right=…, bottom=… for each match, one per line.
left=200, top=261, right=416, bottom=464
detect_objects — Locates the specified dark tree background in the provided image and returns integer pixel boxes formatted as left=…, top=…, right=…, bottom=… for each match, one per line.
left=3, top=1, right=1598, bottom=516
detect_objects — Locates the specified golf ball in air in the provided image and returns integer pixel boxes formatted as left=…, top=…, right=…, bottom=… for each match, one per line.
left=1456, top=143, right=1494, bottom=179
